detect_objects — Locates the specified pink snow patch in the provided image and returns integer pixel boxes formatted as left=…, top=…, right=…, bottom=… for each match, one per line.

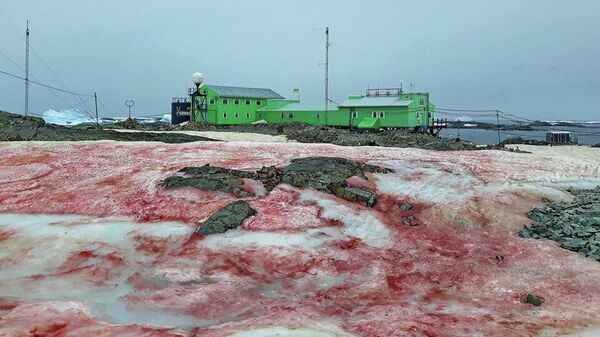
left=0, top=141, right=600, bottom=336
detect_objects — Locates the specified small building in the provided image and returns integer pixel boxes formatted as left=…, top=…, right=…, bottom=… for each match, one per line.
left=193, top=85, right=284, bottom=125
left=546, top=131, right=571, bottom=144
left=171, top=97, right=191, bottom=125
left=338, top=91, right=435, bottom=129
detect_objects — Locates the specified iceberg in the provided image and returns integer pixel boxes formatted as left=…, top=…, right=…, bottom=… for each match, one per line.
left=42, top=108, right=94, bottom=126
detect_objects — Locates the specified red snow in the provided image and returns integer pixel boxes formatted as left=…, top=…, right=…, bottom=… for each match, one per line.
left=1, top=141, right=600, bottom=336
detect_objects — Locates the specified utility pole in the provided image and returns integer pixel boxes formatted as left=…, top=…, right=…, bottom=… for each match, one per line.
left=325, top=27, right=330, bottom=125
left=25, top=20, right=30, bottom=116
left=496, top=109, right=501, bottom=145
left=94, top=92, right=99, bottom=128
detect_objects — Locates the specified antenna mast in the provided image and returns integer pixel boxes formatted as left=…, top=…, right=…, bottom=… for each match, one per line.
left=325, top=27, right=330, bottom=123
left=25, top=20, right=30, bottom=116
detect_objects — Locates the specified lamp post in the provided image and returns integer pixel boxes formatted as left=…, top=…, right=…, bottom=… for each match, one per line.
left=125, top=100, right=135, bottom=120
left=190, top=72, right=207, bottom=124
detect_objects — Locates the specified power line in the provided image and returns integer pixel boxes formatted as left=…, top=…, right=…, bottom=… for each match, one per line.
left=0, top=48, right=24, bottom=71
left=0, top=46, right=92, bottom=116
left=0, top=68, right=93, bottom=97
left=0, top=13, right=94, bottom=115
left=436, top=107, right=497, bottom=113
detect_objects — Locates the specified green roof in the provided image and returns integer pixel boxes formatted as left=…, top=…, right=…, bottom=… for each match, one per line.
left=339, top=96, right=414, bottom=108
left=206, top=85, right=284, bottom=99
left=260, top=102, right=338, bottom=112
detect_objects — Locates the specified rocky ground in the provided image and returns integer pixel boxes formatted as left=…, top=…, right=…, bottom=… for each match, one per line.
left=0, top=110, right=215, bottom=143
left=521, top=187, right=600, bottom=260
left=106, top=118, right=479, bottom=151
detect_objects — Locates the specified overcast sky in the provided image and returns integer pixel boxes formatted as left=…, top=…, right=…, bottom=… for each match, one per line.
left=1, top=0, right=599, bottom=120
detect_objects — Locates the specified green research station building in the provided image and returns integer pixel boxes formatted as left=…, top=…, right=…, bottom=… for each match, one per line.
left=176, top=84, right=438, bottom=130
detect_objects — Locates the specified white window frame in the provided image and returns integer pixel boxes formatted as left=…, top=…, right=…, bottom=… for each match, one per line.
left=352, top=111, right=358, bottom=119
left=222, top=98, right=228, bottom=105
left=234, top=99, right=240, bottom=105
left=223, top=112, right=227, bottom=118
left=235, top=112, right=239, bottom=118
left=372, top=111, right=377, bottom=118
left=209, top=98, right=215, bottom=104
left=379, top=111, right=385, bottom=118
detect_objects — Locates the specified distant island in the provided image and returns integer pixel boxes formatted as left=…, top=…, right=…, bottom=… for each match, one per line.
left=446, top=120, right=598, bottom=131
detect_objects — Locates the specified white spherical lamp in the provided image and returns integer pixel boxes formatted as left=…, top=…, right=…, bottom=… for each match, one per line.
left=192, top=72, right=204, bottom=86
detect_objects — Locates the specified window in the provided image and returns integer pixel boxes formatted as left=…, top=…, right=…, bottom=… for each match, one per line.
left=209, top=99, right=215, bottom=105
left=222, top=99, right=228, bottom=104
left=420, top=99, right=425, bottom=106
left=316, top=114, right=320, bottom=119
left=372, top=111, right=377, bottom=118
left=352, top=111, right=358, bottom=119
left=234, top=99, right=240, bottom=105
left=288, top=113, right=294, bottom=119
left=379, top=111, right=385, bottom=118
left=246, top=112, right=250, bottom=118
left=223, top=112, right=227, bottom=118
left=245, top=100, right=251, bottom=105
left=235, top=112, right=239, bottom=118
left=256, top=100, right=262, bottom=106
left=281, top=112, right=284, bottom=119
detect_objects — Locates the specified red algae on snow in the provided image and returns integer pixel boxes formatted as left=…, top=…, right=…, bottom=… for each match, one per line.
left=0, top=141, right=600, bottom=336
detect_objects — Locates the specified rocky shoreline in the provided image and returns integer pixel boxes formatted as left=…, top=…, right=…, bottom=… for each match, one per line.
left=0, top=110, right=215, bottom=143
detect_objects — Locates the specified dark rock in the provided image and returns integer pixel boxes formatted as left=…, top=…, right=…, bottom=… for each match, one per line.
left=501, top=136, right=548, bottom=146
left=400, top=203, right=413, bottom=211
left=593, top=143, right=600, bottom=148
left=168, top=164, right=281, bottom=196
left=0, top=110, right=215, bottom=143
left=282, top=157, right=390, bottom=191
left=196, top=201, right=256, bottom=235
left=524, top=294, right=543, bottom=306
left=330, top=186, right=377, bottom=207
left=179, top=164, right=255, bottom=179
left=403, top=216, right=417, bottom=226
left=254, top=166, right=283, bottom=192
left=520, top=186, right=600, bottom=262
left=281, top=157, right=389, bottom=207
left=162, top=174, right=253, bottom=197
left=163, top=157, right=392, bottom=207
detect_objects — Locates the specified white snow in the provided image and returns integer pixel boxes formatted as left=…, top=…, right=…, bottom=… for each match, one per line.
left=42, top=108, right=94, bottom=126
left=299, top=190, right=391, bottom=248
left=200, top=227, right=346, bottom=253
left=0, top=214, right=196, bottom=328
left=229, top=326, right=356, bottom=337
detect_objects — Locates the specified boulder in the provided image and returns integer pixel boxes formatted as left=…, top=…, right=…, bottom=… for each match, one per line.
left=196, top=201, right=256, bottom=235
left=281, top=157, right=390, bottom=207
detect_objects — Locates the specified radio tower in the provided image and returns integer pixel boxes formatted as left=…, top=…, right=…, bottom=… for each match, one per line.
left=324, top=27, right=330, bottom=123
left=25, top=20, right=30, bottom=116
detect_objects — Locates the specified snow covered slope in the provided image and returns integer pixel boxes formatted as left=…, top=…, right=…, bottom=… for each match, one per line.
left=0, top=141, right=599, bottom=337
